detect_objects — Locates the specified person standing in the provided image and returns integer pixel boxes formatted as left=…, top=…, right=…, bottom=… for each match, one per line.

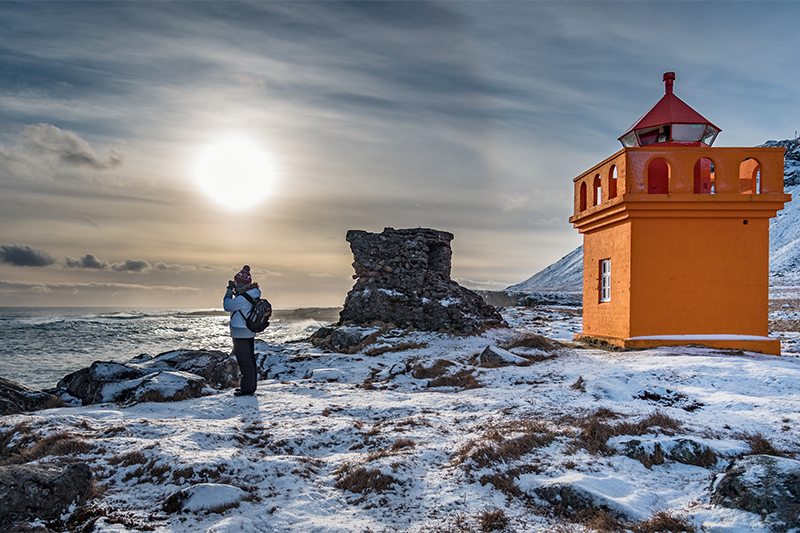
left=223, top=265, right=261, bottom=397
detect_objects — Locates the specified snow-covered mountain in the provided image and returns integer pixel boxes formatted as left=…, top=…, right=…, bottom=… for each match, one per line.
left=506, top=245, right=583, bottom=293
left=509, top=139, right=800, bottom=293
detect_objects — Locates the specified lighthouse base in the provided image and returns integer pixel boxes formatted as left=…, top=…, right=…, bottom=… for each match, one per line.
left=575, top=333, right=781, bottom=355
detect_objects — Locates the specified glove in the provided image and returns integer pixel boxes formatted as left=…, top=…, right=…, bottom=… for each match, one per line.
left=227, top=280, right=236, bottom=290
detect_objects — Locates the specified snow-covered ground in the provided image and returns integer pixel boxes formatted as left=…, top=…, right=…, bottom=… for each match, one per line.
left=2, top=306, right=799, bottom=533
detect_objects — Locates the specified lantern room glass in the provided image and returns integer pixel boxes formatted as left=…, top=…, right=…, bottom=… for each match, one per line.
left=671, top=124, right=706, bottom=142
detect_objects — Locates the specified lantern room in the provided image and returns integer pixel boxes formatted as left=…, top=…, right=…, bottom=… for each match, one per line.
left=618, top=72, right=720, bottom=148
left=569, top=73, right=791, bottom=355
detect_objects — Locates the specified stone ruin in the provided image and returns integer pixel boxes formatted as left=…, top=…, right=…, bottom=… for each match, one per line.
left=337, top=227, right=504, bottom=333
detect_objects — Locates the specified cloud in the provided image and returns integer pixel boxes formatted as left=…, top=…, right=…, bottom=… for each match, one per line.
left=308, top=272, right=333, bottom=278
left=64, top=254, right=109, bottom=269
left=30, top=285, right=53, bottom=294
left=2, top=244, right=208, bottom=275
left=63, top=254, right=196, bottom=273
left=235, top=73, right=265, bottom=89
left=0, top=243, right=57, bottom=267
left=252, top=268, right=282, bottom=278
left=153, top=262, right=197, bottom=272
left=23, top=124, right=124, bottom=170
left=111, top=259, right=152, bottom=273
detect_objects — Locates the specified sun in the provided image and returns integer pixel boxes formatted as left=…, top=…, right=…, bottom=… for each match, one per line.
left=193, top=137, right=278, bottom=209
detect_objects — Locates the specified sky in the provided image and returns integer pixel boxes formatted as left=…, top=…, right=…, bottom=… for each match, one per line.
left=1, top=1, right=798, bottom=309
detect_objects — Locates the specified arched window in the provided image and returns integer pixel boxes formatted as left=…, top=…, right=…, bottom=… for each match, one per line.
left=593, top=174, right=602, bottom=206
left=647, top=158, right=670, bottom=194
left=608, top=166, right=618, bottom=199
left=579, top=182, right=587, bottom=211
left=740, top=158, right=761, bottom=194
left=693, top=157, right=715, bottom=194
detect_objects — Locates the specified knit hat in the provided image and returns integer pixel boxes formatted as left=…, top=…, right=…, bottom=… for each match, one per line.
left=234, top=265, right=252, bottom=285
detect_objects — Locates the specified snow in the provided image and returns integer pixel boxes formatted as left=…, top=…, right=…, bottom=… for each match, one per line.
left=4, top=306, right=799, bottom=532
left=178, top=484, right=248, bottom=512
left=378, top=288, right=404, bottom=297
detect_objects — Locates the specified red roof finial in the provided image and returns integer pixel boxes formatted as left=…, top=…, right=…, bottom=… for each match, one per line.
left=663, top=72, right=675, bottom=95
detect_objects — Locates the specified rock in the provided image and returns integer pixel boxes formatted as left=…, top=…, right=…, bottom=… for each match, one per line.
left=615, top=437, right=718, bottom=468
left=0, top=378, right=64, bottom=415
left=117, top=371, right=207, bottom=404
left=141, top=350, right=239, bottom=388
left=668, top=438, right=718, bottom=467
left=339, top=228, right=505, bottom=333
left=4, top=523, right=57, bottom=532
left=310, top=368, right=348, bottom=382
left=55, top=349, right=236, bottom=406
left=0, top=462, right=92, bottom=526
left=533, top=483, right=625, bottom=520
left=163, top=483, right=247, bottom=514
left=309, top=326, right=378, bottom=353
left=479, top=346, right=528, bottom=367
left=710, top=454, right=800, bottom=532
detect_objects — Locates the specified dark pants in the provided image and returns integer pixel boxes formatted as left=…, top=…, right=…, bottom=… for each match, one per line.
left=232, top=337, right=257, bottom=394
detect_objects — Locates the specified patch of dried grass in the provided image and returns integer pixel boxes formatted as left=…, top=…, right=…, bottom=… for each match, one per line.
left=427, top=369, right=483, bottom=390
left=455, top=420, right=557, bottom=471
left=107, top=451, right=148, bottom=468
left=576, top=410, right=683, bottom=456
left=412, top=359, right=456, bottom=380
left=502, top=334, right=559, bottom=352
left=334, top=464, right=399, bottom=494
left=391, top=437, right=416, bottom=451
left=0, top=422, right=36, bottom=461
left=1, top=430, right=93, bottom=465
left=478, top=508, right=509, bottom=532
left=630, top=511, right=696, bottom=533
left=746, top=433, right=787, bottom=457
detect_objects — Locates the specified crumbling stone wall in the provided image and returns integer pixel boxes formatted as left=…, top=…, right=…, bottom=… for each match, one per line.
left=339, top=227, right=504, bottom=333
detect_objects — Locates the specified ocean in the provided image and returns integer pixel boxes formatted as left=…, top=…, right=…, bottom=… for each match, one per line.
left=0, top=307, right=340, bottom=391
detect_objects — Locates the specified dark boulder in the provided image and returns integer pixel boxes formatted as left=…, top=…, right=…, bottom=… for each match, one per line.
left=0, top=462, right=92, bottom=527
left=710, top=454, right=800, bottom=532
left=339, top=228, right=504, bottom=333
left=139, top=349, right=239, bottom=389
left=479, top=346, right=528, bottom=367
left=55, top=349, right=237, bottom=406
left=0, top=379, right=64, bottom=415
left=309, top=326, right=379, bottom=353
left=3, top=523, right=57, bottom=532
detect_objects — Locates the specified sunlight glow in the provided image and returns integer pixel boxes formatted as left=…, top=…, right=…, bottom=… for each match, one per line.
left=193, top=137, right=278, bottom=209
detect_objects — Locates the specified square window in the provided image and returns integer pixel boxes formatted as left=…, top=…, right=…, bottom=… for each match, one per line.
left=600, top=259, right=611, bottom=303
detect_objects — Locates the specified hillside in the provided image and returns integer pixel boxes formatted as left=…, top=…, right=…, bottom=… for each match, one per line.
left=2, top=307, right=799, bottom=532
left=509, top=139, right=800, bottom=293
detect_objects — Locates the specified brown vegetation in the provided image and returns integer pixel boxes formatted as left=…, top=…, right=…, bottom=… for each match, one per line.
left=334, top=464, right=399, bottom=494
left=478, top=508, right=509, bottom=532
left=575, top=410, right=683, bottom=456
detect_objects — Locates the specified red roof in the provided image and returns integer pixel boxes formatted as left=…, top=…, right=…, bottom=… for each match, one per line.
left=619, top=73, right=720, bottom=140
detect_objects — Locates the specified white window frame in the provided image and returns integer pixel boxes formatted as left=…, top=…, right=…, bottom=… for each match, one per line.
left=600, top=259, right=611, bottom=303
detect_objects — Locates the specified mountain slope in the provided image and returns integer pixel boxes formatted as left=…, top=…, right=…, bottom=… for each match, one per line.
left=506, top=245, right=583, bottom=293
left=510, top=139, right=800, bottom=292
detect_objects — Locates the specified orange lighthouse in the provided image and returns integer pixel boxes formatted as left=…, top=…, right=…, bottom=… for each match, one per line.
left=569, top=73, right=791, bottom=355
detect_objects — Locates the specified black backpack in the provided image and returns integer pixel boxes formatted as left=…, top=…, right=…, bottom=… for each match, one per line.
left=238, top=292, right=272, bottom=333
